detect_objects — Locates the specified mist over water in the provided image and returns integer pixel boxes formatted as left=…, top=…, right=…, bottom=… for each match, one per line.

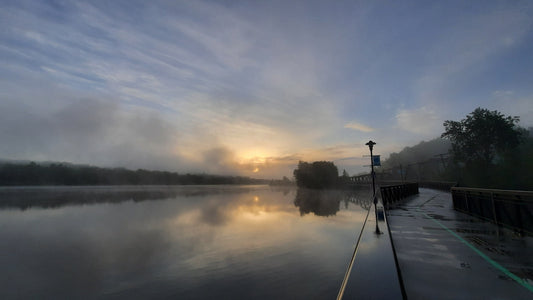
left=0, top=185, right=372, bottom=299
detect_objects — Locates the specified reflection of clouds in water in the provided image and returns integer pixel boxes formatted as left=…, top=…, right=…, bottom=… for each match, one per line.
left=0, top=203, right=174, bottom=298
left=199, top=202, right=231, bottom=226
left=0, top=186, right=370, bottom=299
left=0, top=185, right=269, bottom=210
left=183, top=188, right=297, bottom=227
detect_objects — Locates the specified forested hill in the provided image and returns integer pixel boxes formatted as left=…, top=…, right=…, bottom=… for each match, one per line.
left=0, top=161, right=268, bottom=186
left=380, top=117, right=533, bottom=190
left=381, top=138, right=451, bottom=169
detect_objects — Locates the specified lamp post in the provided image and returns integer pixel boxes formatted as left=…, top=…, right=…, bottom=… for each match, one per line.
left=365, top=140, right=381, bottom=234
left=365, top=140, right=376, bottom=196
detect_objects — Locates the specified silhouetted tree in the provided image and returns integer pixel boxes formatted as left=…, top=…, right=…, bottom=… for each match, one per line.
left=442, top=108, right=525, bottom=167
left=293, top=161, right=339, bottom=189
left=342, top=169, right=349, bottom=178
left=441, top=108, right=528, bottom=188
left=269, top=176, right=294, bottom=186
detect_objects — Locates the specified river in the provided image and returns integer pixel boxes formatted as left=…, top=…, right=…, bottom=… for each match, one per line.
left=0, top=185, right=373, bottom=299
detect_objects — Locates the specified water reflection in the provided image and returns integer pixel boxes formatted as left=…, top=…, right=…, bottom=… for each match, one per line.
left=0, top=185, right=372, bottom=299
left=346, top=190, right=374, bottom=211
left=0, top=185, right=264, bottom=210
left=294, top=189, right=342, bottom=216
left=294, top=188, right=373, bottom=217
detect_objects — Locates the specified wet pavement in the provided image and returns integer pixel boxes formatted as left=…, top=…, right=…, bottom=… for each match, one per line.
left=387, top=188, right=533, bottom=299
left=341, top=204, right=404, bottom=299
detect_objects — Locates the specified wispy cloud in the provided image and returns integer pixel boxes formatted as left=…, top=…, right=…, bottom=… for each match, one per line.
left=489, top=91, right=533, bottom=127
left=395, top=107, right=443, bottom=137
left=344, top=121, right=374, bottom=132
left=1, top=1, right=533, bottom=177
left=412, top=4, right=533, bottom=106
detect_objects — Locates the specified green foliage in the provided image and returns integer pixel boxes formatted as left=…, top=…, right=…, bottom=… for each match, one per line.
left=368, top=108, right=531, bottom=190
left=459, top=135, right=533, bottom=190
left=442, top=108, right=524, bottom=166
left=293, top=161, right=339, bottom=189
left=441, top=108, right=531, bottom=189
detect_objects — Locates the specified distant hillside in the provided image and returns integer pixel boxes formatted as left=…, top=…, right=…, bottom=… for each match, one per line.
left=379, top=128, right=533, bottom=190
left=0, top=161, right=268, bottom=186
left=382, top=138, right=451, bottom=168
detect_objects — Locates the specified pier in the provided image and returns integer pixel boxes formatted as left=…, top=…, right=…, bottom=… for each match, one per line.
left=341, top=187, right=533, bottom=299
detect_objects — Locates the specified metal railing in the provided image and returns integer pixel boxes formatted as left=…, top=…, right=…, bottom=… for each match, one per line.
left=380, top=182, right=419, bottom=207
left=419, top=181, right=457, bottom=191
left=451, top=187, right=533, bottom=235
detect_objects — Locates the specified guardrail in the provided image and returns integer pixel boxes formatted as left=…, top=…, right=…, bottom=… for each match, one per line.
left=419, top=181, right=457, bottom=191
left=380, top=183, right=419, bottom=207
left=451, top=187, right=533, bottom=235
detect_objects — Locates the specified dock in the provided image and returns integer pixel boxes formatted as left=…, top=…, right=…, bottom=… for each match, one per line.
left=340, top=187, right=533, bottom=299
left=387, top=188, right=533, bottom=299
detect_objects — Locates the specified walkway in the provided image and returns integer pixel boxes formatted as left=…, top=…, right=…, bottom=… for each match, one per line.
left=340, top=201, right=404, bottom=299
left=387, top=188, right=533, bottom=299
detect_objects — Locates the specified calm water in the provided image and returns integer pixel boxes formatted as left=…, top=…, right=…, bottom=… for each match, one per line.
left=0, top=185, right=372, bottom=299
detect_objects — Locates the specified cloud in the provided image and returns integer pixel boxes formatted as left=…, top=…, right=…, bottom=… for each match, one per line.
left=344, top=121, right=374, bottom=132
left=200, top=147, right=240, bottom=174
left=0, top=1, right=336, bottom=174
left=395, top=107, right=443, bottom=137
left=2, top=1, right=533, bottom=178
left=491, top=90, right=514, bottom=98
left=489, top=92, right=533, bottom=127
left=412, top=4, right=532, bottom=104
left=0, top=98, right=184, bottom=170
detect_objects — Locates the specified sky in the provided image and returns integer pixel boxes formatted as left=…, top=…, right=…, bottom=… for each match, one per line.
left=1, top=0, right=533, bottom=178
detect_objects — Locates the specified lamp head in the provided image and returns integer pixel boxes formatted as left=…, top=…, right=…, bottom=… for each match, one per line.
left=365, top=140, right=376, bottom=151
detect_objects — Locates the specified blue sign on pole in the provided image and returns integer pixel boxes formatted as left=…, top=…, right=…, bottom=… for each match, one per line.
left=372, top=155, right=381, bottom=166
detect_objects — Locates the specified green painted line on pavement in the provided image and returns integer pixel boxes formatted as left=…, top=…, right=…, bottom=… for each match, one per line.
left=415, top=198, right=533, bottom=293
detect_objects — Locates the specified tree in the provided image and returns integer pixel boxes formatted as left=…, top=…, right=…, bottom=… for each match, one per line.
left=441, top=108, right=524, bottom=167
left=342, top=169, right=349, bottom=178
left=293, top=161, right=339, bottom=189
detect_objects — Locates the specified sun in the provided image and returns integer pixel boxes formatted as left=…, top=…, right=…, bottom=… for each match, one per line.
left=235, top=148, right=279, bottom=174
left=238, top=149, right=272, bottom=165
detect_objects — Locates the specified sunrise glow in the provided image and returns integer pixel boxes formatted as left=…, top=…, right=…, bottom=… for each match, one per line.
left=0, top=1, right=531, bottom=178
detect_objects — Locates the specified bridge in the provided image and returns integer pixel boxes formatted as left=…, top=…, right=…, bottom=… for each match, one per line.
left=346, top=172, right=392, bottom=185
left=338, top=184, right=533, bottom=299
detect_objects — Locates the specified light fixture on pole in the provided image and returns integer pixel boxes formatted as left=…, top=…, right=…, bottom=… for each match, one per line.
left=365, top=140, right=381, bottom=234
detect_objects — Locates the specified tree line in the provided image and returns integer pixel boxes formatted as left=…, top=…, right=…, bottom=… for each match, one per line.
left=0, top=162, right=268, bottom=186
left=381, top=108, right=533, bottom=190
